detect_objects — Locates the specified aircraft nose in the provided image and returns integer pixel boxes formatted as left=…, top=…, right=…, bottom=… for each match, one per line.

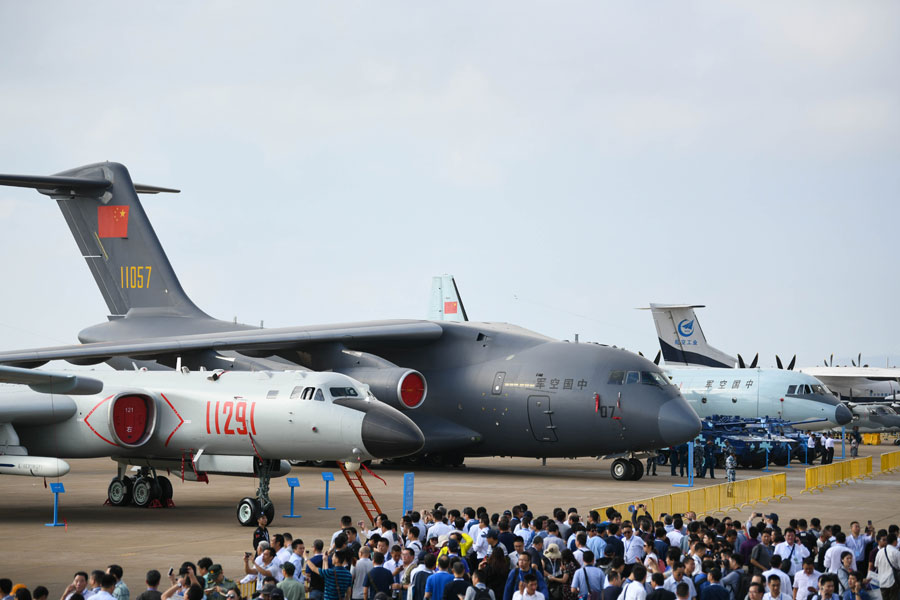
left=834, top=403, right=853, bottom=426
left=361, top=405, right=425, bottom=459
left=658, top=397, right=702, bottom=446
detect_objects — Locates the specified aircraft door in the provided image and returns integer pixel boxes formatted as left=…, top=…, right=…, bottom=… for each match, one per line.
left=527, top=395, right=558, bottom=442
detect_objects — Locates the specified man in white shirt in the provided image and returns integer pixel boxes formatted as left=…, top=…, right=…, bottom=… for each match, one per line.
left=873, top=534, right=900, bottom=600
left=274, top=535, right=293, bottom=567
left=792, top=560, right=820, bottom=600
left=667, top=520, right=685, bottom=550
left=663, top=563, right=696, bottom=599
left=287, top=539, right=307, bottom=583
left=622, top=526, right=645, bottom=566
left=774, top=531, right=810, bottom=578
left=763, top=576, right=792, bottom=600
left=243, top=546, right=283, bottom=592
left=91, top=575, right=118, bottom=600
left=619, top=564, right=648, bottom=600
left=823, top=533, right=849, bottom=574
left=512, top=575, right=545, bottom=600
left=762, top=559, right=791, bottom=597
left=570, top=552, right=605, bottom=600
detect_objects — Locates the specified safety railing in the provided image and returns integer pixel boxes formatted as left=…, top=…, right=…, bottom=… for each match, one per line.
left=593, top=472, right=788, bottom=519
left=862, top=433, right=882, bottom=445
left=801, top=456, right=872, bottom=493
left=238, top=582, right=257, bottom=599
left=881, top=450, right=900, bottom=473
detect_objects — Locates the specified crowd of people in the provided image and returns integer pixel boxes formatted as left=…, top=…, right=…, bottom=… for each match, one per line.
left=7, top=501, right=900, bottom=600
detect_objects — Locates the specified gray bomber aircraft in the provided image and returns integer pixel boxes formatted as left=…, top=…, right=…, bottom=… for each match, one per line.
left=0, top=162, right=702, bottom=480
left=0, top=364, right=423, bottom=525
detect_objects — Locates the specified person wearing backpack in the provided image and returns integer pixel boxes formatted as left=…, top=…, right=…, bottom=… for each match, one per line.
left=570, top=552, right=605, bottom=600
left=873, top=534, right=900, bottom=600
left=464, top=571, right=495, bottom=600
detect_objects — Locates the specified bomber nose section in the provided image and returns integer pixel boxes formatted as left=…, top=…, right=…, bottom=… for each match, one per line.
left=834, top=403, right=853, bottom=426
left=658, top=397, right=702, bottom=446
left=361, top=405, right=425, bottom=459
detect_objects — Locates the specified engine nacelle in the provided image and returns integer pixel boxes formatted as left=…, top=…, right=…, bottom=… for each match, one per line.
left=338, top=368, right=427, bottom=410
left=107, top=393, right=158, bottom=448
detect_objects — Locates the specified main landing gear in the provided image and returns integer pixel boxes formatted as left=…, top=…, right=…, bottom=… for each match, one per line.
left=107, top=464, right=174, bottom=508
left=236, top=458, right=279, bottom=527
left=610, top=457, right=645, bottom=481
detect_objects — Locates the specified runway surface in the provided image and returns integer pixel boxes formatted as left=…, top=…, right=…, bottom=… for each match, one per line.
left=2, top=443, right=898, bottom=593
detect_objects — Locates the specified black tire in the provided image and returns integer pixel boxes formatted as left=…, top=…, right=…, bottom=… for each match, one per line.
left=656, top=453, right=668, bottom=466
left=158, top=476, right=173, bottom=501
left=262, top=501, right=275, bottom=525
left=311, top=460, right=327, bottom=467
left=630, top=458, right=644, bottom=480
left=237, top=497, right=260, bottom=526
left=132, top=477, right=159, bottom=508
left=289, top=460, right=309, bottom=466
left=107, top=476, right=132, bottom=506
left=611, top=458, right=630, bottom=481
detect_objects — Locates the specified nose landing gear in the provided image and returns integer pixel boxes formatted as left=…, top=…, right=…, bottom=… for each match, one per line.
left=236, top=458, right=278, bottom=527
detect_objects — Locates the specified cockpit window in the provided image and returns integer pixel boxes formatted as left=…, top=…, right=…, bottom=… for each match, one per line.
left=290, top=386, right=303, bottom=400
left=608, top=371, right=625, bottom=385
left=641, top=371, right=669, bottom=387
left=314, top=388, right=325, bottom=402
left=300, top=387, right=315, bottom=400
left=812, top=384, right=827, bottom=395
left=787, top=385, right=797, bottom=395
left=330, top=387, right=359, bottom=398
left=625, top=371, right=640, bottom=385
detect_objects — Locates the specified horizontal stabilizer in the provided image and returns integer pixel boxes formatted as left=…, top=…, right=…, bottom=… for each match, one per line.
left=0, top=172, right=179, bottom=195
left=0, top=364, right=104, bottom=395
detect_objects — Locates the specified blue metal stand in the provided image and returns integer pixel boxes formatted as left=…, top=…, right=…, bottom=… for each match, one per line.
left=674, top=442, right=695, bottom=488
left=841, top=427, right=846, bottom=459
left=761, top=446, right=771, bottom=472
left=402, top=473, right=415, bottom=515
left=283, top=477, right=302, bottom=519
left=804, top=443, right=809, bottom=465
left=784, top=443, right=792, bottom=469
left=318, top=471, right=336, bottom=510
left=45, top=482, right=65, bottom=527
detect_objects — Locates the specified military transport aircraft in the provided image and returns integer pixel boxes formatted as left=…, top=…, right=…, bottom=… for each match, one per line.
left=0, top=162, right=701, bottom=482
left=643, top=304, right=852, bottom=430
left=428, top=280, right=851, bottom=431
left=0, top=364, right=423, bottom=525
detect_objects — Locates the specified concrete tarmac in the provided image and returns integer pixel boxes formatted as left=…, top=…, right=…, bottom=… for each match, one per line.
left=2, top=443, right=899, bottom=594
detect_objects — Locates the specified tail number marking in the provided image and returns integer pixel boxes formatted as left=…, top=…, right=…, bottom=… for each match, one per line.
left=120, top=266, right=152, bottom=289
left=206, top=400, right=255, bottom=435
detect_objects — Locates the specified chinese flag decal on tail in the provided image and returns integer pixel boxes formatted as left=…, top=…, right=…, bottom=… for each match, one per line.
left=98, top=205, right=129, bottom=238
left=444, top=301, right=458, bottom=315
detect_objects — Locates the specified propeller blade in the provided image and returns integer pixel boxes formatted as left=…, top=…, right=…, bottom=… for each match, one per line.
left=830, top=353, right=834, bottom=367
left=787, top=355, right=796, bottom=371
left=750, top=353, right=758, bottom=369
left=738, top=354, right=746, bottom=369
left=864, top=364, right=869, bottom=368
left=638, top=351, right=645, bottom=357
left=852, top=359, right=857, bottom=367
left=824, top=359, right=828, bottom=367
left=654, top=350, right=661, bottom=366
left=776, top=355, right=783, bottom=369
left=858, top=353, right=862, bottom=368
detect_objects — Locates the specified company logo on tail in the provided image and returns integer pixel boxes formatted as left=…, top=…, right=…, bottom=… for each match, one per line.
left=677, top=319, right=694, bottom=337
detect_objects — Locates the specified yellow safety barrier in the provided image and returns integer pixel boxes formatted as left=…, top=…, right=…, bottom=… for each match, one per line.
left=593, top=472, right=788, bottom=519
left=238, top=582, right=256, bottom=599
left=881, top=450, right=900, bottom=473
left=863, top=433, right=882, bottom=445
left=801, top=456, right=872, bottom=494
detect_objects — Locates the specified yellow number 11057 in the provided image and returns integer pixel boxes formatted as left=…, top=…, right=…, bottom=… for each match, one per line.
left=120, top=266, right=152, bottom=289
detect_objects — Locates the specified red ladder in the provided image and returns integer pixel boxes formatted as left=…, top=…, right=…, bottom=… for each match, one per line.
left=339, top=463, right=382, bottom=525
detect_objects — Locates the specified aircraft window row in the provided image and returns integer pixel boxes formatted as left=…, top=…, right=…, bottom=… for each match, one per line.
left=330, top=387, right=359, bottom=399
left=607, top=370, right=670, bottom=387
left=788, top=384, right=813, bottom=395
left=290, top=386, right=326, bottom=401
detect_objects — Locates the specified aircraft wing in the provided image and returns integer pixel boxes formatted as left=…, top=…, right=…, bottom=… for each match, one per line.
left=0, top=364, right=104, bottom=394
left=799, top=366, right=900, bottom=382
left=0, top=320, right=444, bottom=368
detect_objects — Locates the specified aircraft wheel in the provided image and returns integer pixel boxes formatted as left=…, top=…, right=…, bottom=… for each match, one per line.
left=656, top=453, right=668, bottom=466
left=132, top=477, right=159, bottom=508
left=773, top=455, right=789, bottom=466
left=611, top=458, right=631, bottom=481
left=237, top=497, right=260, bottom=526
left=289, top=460, right=309, bottom=466
left=108, top=476, right=132, bottom=506
left=311, top=460, right=327, bottom=467
left=262, top=501, right=275, bottom=525
left=158, top=476, right=173, bottom=501
left=630, top=458, right=644, bottom=480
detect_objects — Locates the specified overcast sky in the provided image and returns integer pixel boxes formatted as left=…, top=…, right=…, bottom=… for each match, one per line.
left=0, top=2, right=898, bottom=369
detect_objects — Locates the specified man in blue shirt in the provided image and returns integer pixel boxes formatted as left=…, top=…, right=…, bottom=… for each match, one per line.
left=504, top=554, right=549, bottom=600
left=699, top=569, right=728, bottom=600
left=424, top=556, right=454, bottom=600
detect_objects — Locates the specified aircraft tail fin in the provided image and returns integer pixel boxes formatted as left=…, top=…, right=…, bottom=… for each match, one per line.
left=0, top=162, right=208, bottom=319
left=641, top=303, right=736, bottom=368
left=428, top=274, right=468, bottom=322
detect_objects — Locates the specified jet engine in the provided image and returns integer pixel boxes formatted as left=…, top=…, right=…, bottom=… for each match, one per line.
left=337, top=367, right=427, bottom=410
